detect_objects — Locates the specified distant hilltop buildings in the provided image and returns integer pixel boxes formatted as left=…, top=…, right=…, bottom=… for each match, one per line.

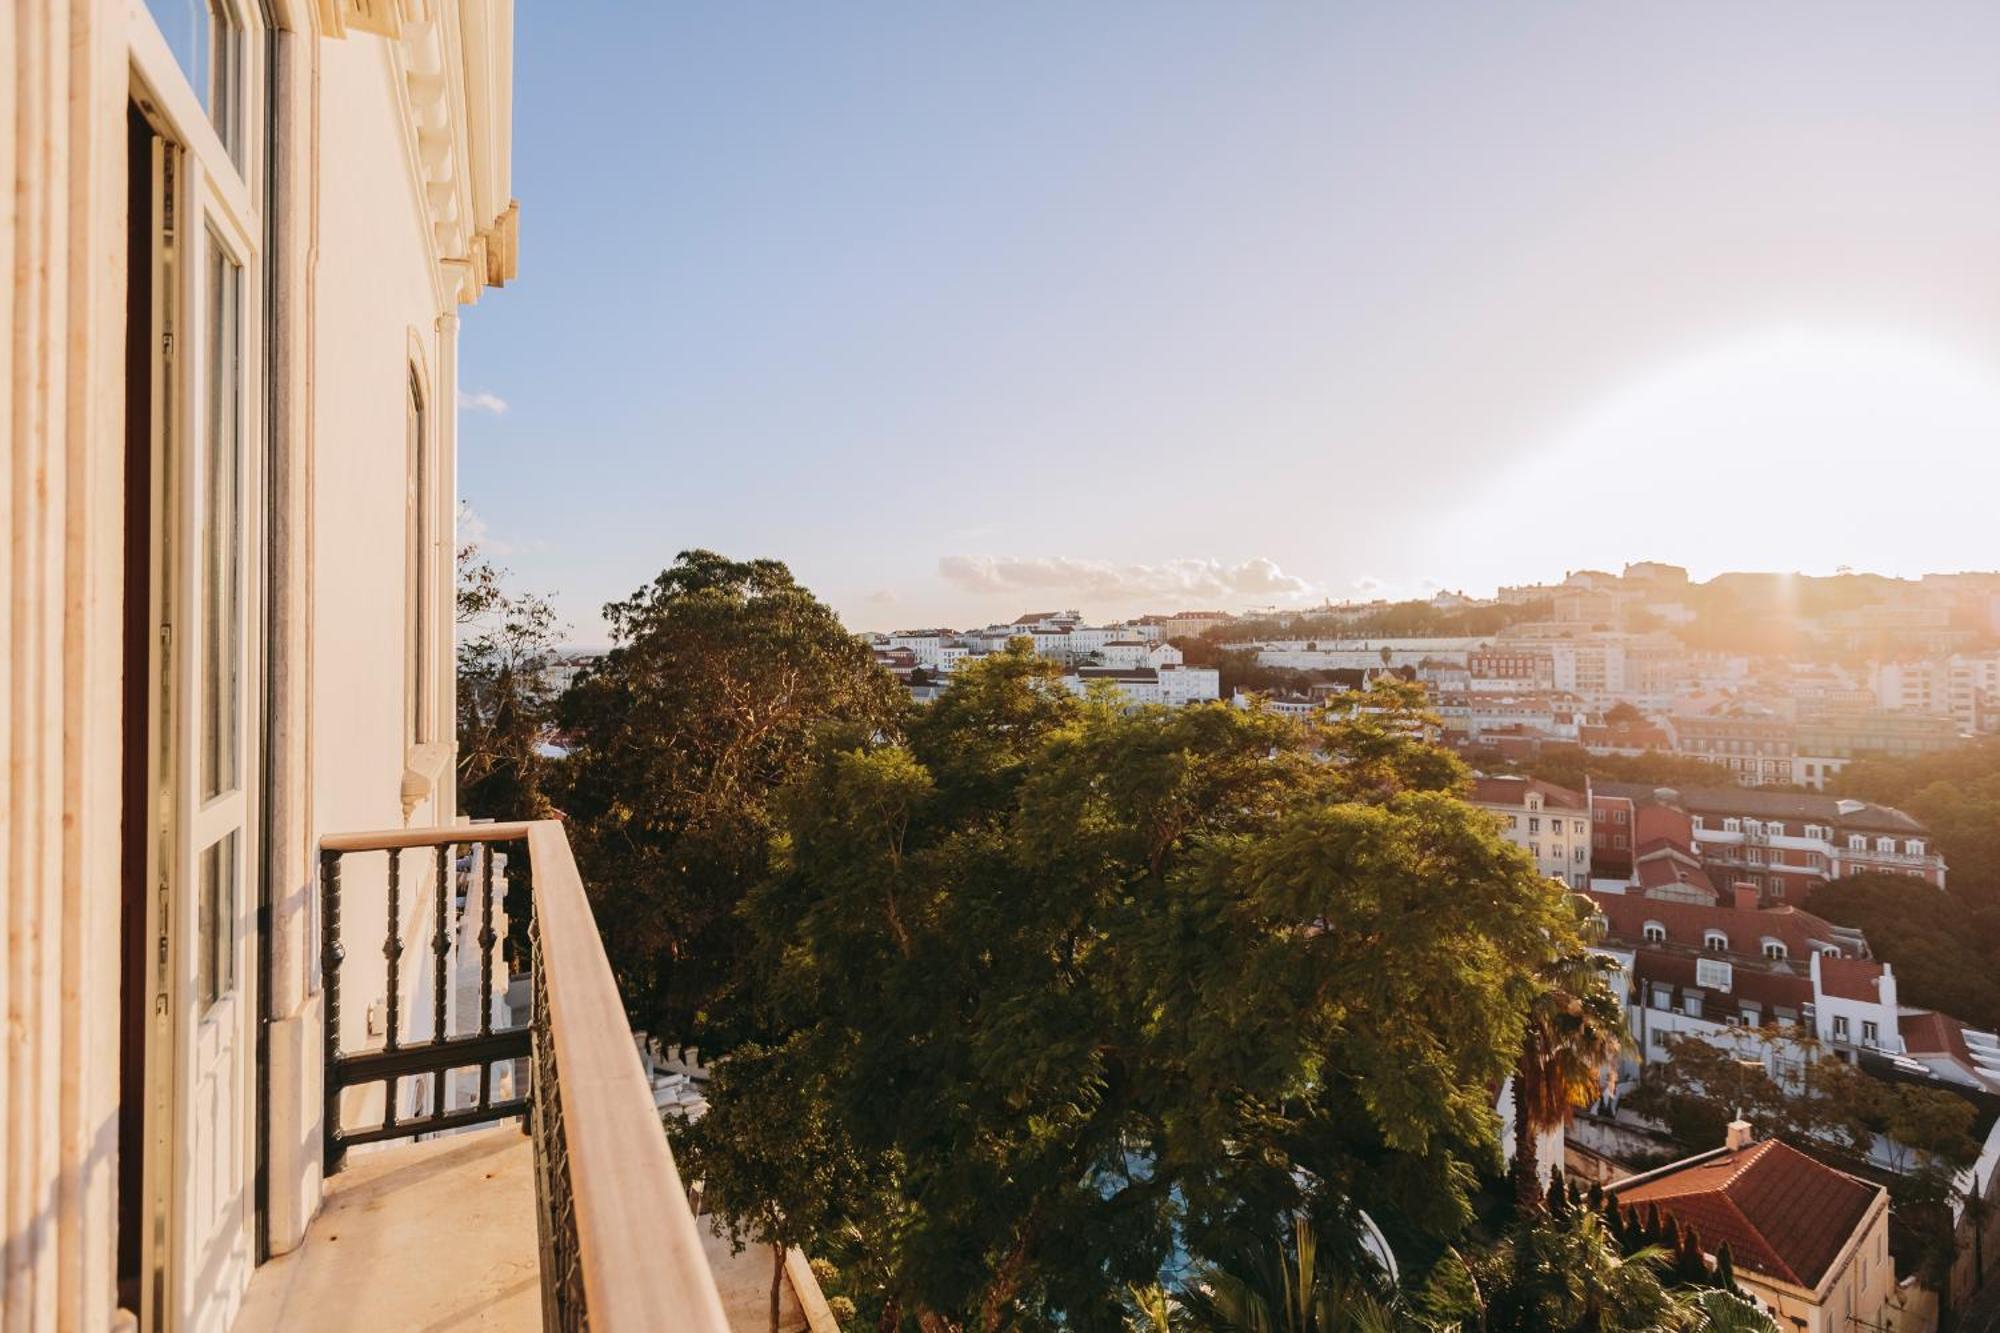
left=868, top=609, right=1222, bottom=708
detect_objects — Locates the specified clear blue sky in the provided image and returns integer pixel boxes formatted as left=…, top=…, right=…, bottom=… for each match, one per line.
left=460, top=3, right=2000, bottom=643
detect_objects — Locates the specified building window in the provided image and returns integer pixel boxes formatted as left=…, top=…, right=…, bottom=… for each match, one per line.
left=1762, top=939, right=1787, bottom=961
left=1613, top=834, right=1627, bottom=849
left=1862, top=1020, right=1879, bottom=1046
left=1643, top=922, right=1666, bottom=944
left=1615, top=809, right=1629, bottom=825
left=406, top=366, right=433, bottom=745
left=1907, top=839, right=1925, bottom=856
left=1650, top=1028, right=1670, bottom=1051
left=1833, top=1015, right=1850, bottom=1040
left=1704, top=931, right=1728, bottom=952
left=1528, top=816, right=1541, bottom=834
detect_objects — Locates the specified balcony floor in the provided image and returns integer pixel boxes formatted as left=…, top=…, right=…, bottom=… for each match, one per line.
left=235, top=1125, right=539, bottom=1333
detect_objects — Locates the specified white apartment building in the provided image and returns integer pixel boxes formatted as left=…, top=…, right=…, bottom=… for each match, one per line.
left=1469, top=777, right=1593, bottom=889
left=1873, top=653, right=2000, bottom=731
left=1064, top=664, right=1220, bottom=708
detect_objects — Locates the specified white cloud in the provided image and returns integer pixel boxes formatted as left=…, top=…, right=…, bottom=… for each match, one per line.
left=938, top=554, right=1317, bottom=607
left=459, top=389, right=510, bottom=416
left=1350, top=575, right=1383, bottom=595
left=865, top=588, right=899, bottom=605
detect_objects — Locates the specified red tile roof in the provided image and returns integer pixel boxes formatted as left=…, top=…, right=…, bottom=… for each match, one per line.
left=1612, top=1139, right=1882, bottom=1289
left=1900, top=1010, right=1974, bottom=1065
left=1590, top=890, right=1851, bottom=961
left=1469, top=775, right=1589, bottom=812
left=1816, top=956, right=1888, bottom=1004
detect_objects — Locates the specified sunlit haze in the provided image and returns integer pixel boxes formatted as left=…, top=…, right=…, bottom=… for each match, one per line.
left=458, top=4, right=2000, bottom=641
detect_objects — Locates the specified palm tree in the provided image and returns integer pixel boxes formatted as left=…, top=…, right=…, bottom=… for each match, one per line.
left=1173, top=1210, right=1426, bottom=1333
left=1511, top=900, right=1629, bottom=1213
left=1482, top=1208, right=1777, bottom=1332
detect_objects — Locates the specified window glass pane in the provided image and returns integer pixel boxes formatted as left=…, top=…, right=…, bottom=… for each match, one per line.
left=198, top=832, right=238, bottom=1007
left=201, top=233, right=243, bottom=799
left=142, top=0, right=242, bottom=163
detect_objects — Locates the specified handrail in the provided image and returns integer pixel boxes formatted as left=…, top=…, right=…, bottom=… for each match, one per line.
left=526, top=820, right=733, bottom=1331
left=314, top=818, right=731, bottom=1332
left=319, top=820, right=538, bottom=852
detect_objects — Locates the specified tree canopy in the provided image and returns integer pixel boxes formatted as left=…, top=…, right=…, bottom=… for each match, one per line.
left=706, top=650, right=1595, bottom=1331
left=553, top=550, right=906, bottom=1043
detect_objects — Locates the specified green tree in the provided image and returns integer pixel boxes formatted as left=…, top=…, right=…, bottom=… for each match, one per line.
left=1510, top=907, right=1627, bottom=1213
left=1807, top=873, right=2000, bottom=1032
left=1423, top=1207, right=1776, bottom=1332
left=723, top=653, right=1584, bottom=1330
left=1171, top=1210, right=1417, bottom=1333
left=554, top=551, right=905, bottom=1043
left=455, top=535, right=565, bottom=821
left=671, top=1038, right=874, bottom=1333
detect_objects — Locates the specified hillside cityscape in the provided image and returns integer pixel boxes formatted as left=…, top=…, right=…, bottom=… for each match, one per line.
left=483, top=553, right=2000, bottom=1331
left=18, top=5, right=2000, bottom=1332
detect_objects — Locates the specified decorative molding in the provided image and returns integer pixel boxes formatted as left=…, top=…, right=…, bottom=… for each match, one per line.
left=328, top=0, right=516, bottom=303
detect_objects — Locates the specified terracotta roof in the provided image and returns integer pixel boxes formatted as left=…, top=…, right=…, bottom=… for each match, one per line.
left=1635, top=859, right=1717, bottom=896
left=1590, top=890, right=1852, bottom=961
left=1611, top=1139, right=1881, bottom=1289
left=1593, top=782, right=1926, bottom=834
left=1900, top=1010, right=1975, bottom=1065
left=1469, top=776, right=1589, bottom=812
left=1816, top=956, right=1888, bottom=1004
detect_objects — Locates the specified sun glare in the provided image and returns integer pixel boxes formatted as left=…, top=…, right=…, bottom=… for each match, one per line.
left=1455, top=328, right=2000, bottom=584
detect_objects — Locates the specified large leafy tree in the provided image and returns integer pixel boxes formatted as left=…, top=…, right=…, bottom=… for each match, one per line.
left=554, top=551, right=904, bottom=1042
left=718, top=649, right=1585, bottom=1331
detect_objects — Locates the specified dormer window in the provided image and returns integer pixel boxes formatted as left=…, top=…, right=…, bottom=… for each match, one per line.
left=1762, top=938, right=1787, bottom=961
left=1723, top=818, right=1741, bottom=833
left=1643, top=921, right=1667, bottom=945
left=1704, top=930, right=1728, bottom=952
left=1907, top=839, right=1925, bottom=856
left=1875, top=837, right=1894, bottom=854
left=1848, top=834, right=1865, bottom=851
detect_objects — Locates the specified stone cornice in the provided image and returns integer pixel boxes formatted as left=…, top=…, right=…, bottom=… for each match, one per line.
left=323, top=0, right=518, bottom=303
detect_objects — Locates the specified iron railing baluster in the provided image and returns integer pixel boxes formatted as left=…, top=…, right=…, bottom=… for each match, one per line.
left=432, top=840, right=451, bottom=1114
left=320, top=849, right=345, bottom=1172
left=478, top=845, right=497, bottom=1109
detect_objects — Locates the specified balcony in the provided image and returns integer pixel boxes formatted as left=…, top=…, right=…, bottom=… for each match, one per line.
left=237, top=821, right=746, bottom=1331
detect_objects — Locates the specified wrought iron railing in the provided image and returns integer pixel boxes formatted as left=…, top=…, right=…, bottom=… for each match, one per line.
left=318, top=819, right=730, bottom=1331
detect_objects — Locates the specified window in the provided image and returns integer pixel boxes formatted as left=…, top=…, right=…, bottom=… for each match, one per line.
left=1862, top=1020, right=1879, bottom=1046
left=1574, top=846, right=1587, bottom=863
left=1615, top=809, right=1629, bottom=825
left=1762, top=939, right=1787, bottom=961
left=141, top=0, right=247, bottom=165
left=1529, top=843, right=1541, bottom=858
left=1875, top=837, right=1894, bottom=854
left=1643, top=921, right=1666, bottom=944
left=1724, top=818, right=1741, bottom=833
left=1528, top=816, right=1541, bottom=834
left=1848, top=834, right=1866, bottom=851
left=1696, top=958, right=1733, bottom=992
left=1650, top=1028, right=1670, bottom=1050
left=1907, top=839, right=1925, bottom=856
left=1573, top=820, right=1587, bottom=835
left=406, top=367, right=433, bottom=745
left=1613, top=834, right=1627, bottom=849
left=1704, top=930, right=1728, bottom=952
left=1833, top=1015, right=1850, bottom=1040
